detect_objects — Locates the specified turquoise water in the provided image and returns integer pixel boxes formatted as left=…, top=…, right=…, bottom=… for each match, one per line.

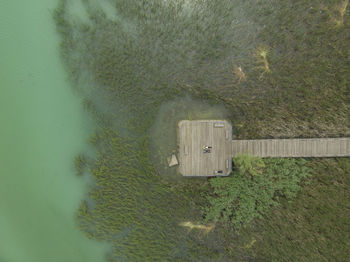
left=0, top=1, right=108, bottom=261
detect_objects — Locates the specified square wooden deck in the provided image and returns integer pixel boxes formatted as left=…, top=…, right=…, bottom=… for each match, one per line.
left=178, top=120, right=233, bottom=176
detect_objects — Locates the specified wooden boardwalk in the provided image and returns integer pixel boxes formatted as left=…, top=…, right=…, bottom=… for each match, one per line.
left=232, top=138, right=350, bottom=158
left=178, top=120, right=232, bottom=176
left=177, top=120, right=350, bottom=176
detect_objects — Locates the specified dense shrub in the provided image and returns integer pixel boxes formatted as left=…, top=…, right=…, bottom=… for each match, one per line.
left=203, top=156, right=310, bottom=229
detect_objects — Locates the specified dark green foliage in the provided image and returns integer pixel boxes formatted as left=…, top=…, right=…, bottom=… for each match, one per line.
left=227, top=158, right=350, bottom=262
left=203, top=158, right=310, bottom=229
left=234, top=154, right=265, bottom=177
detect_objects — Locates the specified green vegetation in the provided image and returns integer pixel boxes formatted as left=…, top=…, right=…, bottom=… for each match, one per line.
left=203, top=156, right=310, bottom=229
left=233, top=154, right=265, bottom=177
left=225, top=158, right=350, bottom=261
left=53, top=0, right=350, bottom=261
left=76, top=128, right=186, bottom=261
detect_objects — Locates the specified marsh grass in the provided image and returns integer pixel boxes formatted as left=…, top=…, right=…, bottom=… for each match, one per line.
left=54, top=0, right=350, bottom=260
left=232, top=64, right=247, bottom=84
left=179, top=221, right=215, bottom=234
left=322, top=0, right=349, bottom=27
left=254, top=46, right=271, bottom=79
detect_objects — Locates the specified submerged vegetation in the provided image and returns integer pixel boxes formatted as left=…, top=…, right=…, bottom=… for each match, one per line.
left=74, top=154, right=86, bottom=176
left=54, top=0, right=350, bottom=261
left=76, top=128, right=187, bottom=261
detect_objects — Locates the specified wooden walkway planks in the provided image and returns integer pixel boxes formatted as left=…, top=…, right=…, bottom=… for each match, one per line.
left=177, top=119, right=350, bottom=176
left=232, top=138, right=350, bottom=158
left=178, top=120, right=233, bottom=176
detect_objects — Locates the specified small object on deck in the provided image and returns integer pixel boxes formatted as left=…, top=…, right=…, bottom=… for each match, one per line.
left=184, top=145, right=189, bottom=155
left=226, top=159, right=229, bottom=169
left=203, top=145, right=212, bottom=153
left=168, top=154, right=178, bottom=167
left=214, top=170, right=224, bottom=175
left=214, top=122, right=225, bottom=128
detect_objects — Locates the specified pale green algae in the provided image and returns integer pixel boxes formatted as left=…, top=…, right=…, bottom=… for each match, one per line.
left=0, top=1, right=109, bottom=261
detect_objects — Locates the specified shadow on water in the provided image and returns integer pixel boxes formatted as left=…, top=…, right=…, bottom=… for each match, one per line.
left=149, top=96, right=230, bottom=180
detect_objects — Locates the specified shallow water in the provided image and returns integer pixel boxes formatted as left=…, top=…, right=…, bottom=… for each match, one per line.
left=0, top=1, right=108, bottom=261
left=149, top=96, right=230, bottom=179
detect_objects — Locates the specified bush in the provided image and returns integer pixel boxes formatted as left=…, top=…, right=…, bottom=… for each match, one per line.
left=233, top=154, right=265, bottom=176
left=202, top=156, right=310, bottom=230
